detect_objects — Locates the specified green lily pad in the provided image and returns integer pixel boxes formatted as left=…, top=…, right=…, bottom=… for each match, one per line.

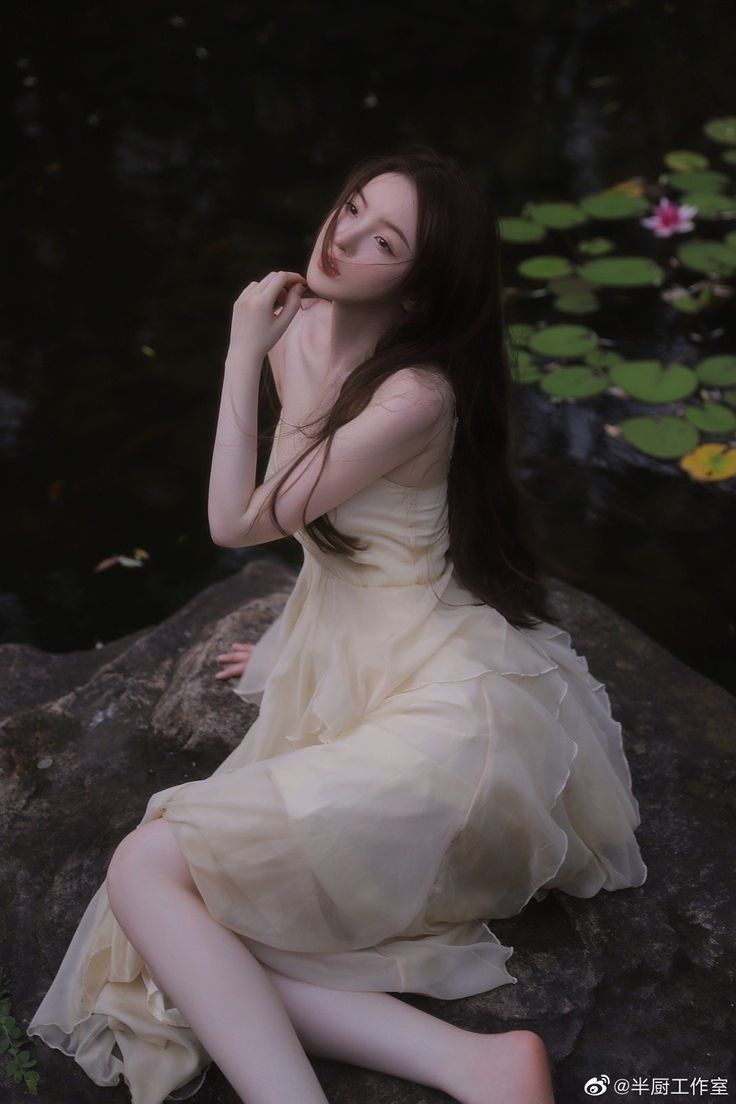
left=609, top=360, right=699, bottom=402
left=684, top=402, right=736, bottom=433
left=669, top=287, right=714, bottom=313
left=528, top=323, right=599, bottom=359
left=510, top=350, right=543, bottom=384
left=722, top=388, right=736, bottom=408
left=578, top=237, right=615, bottom=256
left=578, top=193, right=650, bottom=220
left=677, top=191, right=736, bottom=217
left=703, top=116, right=736, bottom=145
left=578, top=256, right=666, bottom=287
left=664, top=150, right=709, bottom=171
left=726, top=230, right=736, bottom=249
left=666, top=169, right=731, bottom=193
left=547, top=274, right=593, bottom=295
left=616, top=416, right=700, bottom=459
left=526, top=201, right=588, bottom=229
left=499, top=217, right=547, bottom=243
left=518, top=255, right=575, bottom=280
left=540, top=366, right=610, bottom=398
left=508, top=323, right=534, bottom=346
left=722, top=149, right=736, bottom=166
left=554, top=293, right=599, bottom=314
left=675, top=240, right=736, bottom=276
left=695, top=355, right=736, bottom=387
left=585, top=349, right=625, bottom=369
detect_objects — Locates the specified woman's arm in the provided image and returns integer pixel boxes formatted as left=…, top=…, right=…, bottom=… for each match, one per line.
left=211, top=368, right=447, bottom=549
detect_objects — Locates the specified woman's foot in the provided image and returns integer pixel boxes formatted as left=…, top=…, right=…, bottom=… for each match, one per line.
left=214, top=641, right=255, bottom=680
left=449, top=1028, right=555, bottom=1104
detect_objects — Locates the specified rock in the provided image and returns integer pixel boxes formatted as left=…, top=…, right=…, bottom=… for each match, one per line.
left=3, top=562, right=734, bottom=1102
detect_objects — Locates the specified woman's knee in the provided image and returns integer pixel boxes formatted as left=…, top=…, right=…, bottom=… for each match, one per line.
left=106, top=816, right=197, bottom=900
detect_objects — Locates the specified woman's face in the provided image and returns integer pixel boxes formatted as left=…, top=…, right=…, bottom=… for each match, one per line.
left=306, top=172, right=418, bottom=305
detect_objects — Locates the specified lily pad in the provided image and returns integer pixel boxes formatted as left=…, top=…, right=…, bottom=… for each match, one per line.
left=508, top=322, right=534, bottom=346
left=554, top=293, right=599, bottom=314
left=578, top=193, right=650, bottom=220
left=676, top=191, right=736, bottom=217
left=684, top=402, right=736, bottom=433
left=540, top=366, right=610, bottom=398
left=616, top=415, right=700, bottom=458
left=518, top=255, right=575, bottom=280
left=499, top=217, right=547, bottom=243
left=664, top=150, right=710, bottom=171
left=526, top=201, right=588, bottom=230
left=510, top=350, right=543, bottom=384
left=578, top=237, right=615, bottom=256
left=666, top=169, right=731, bottom=194
left=680, top=443, right=736, bottom=481
left=695, top=355, right=736, bottom=387
left=578, top=256, right=666, bottom=287
left=703, top=116, right=736, bottom=145
left=609, top=360, right=699, bottom=402
left=675, top=240, right=736, bottom=277
left=527, top=323, right=599, bottom=359
left=585, top=349, right=625, bottom=369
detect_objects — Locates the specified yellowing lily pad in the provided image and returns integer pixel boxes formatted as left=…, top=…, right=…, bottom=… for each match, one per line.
left=680, top=443, right=736, bottom=481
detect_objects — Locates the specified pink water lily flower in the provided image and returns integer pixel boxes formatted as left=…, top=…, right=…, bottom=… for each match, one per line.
left=640, top=197, right=698, bottom=238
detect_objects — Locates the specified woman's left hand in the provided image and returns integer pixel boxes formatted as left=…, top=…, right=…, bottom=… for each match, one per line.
left=227, top=270, right=307, bottom=362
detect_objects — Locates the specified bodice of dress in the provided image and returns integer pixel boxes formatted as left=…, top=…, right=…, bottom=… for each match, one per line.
left=265, top=412, right=459, bottom=590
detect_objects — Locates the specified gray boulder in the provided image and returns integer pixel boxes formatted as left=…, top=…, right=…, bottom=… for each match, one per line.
left=3, top=560, right=734, bottom=1102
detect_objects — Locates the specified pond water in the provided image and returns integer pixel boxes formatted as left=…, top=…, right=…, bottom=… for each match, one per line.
left=3, top=0, right=735, bottom=693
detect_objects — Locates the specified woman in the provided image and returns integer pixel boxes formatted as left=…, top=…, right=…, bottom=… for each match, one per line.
left=26, top=145, right=647, bottom=1104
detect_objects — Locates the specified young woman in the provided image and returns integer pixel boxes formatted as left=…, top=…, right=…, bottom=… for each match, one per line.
left=26, top=145, right=647, bottom=1104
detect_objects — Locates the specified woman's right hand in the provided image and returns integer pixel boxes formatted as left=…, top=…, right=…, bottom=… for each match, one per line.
left=214, top=642, right=255, bottom=680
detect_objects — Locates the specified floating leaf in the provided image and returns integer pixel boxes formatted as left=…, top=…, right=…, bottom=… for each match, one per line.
left=668, top=286, right=716, bottom=313
left=540, top=366, right=610, bottom=398
left=517, top=255, right=574, bottom=280
left=585, top=349, right=624, bottom=369
left=609, top=360, right=699, bottom=402
left=553, top=292, right=599, bottom=314
left=578, top=256, right=665, bottom=287
left=722, top=149, right=736, bottom=166
left=665, top=169, right=730, bottom=194
left=680, top=442, right=736, bottom=481
left=722, top=388, right=736, bottom=408
left=527, top=323, right=599, bottom=359
left=508, top=322, right=534, bottom=346
left=615, top=416, right=700, bottom=458
left=499, top=217, right=546, bottom=243
left=526, top=201, right=588, bottom=229
left=703, top=115, right=736, bottom=145
left=695, top=355, right=736, bottom=387
left=578, top=237, right=615, bottom=256
left=675, top=240, right=736, bottom=276
left=510, top=350, right=543, bottom=384
left=676, top=191, right=736, bottom=217
left=664, top=150, right=709, bottom=171
left=684, top=402, right=736, bottom=433
left=578, top=193, right=649, bottom=220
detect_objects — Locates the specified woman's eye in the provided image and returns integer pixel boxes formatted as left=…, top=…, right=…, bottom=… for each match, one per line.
left=343, top=201, right=394, bottom=253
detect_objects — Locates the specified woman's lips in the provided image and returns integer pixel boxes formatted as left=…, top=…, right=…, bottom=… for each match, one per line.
left=317, top=254, right=339, bottom=276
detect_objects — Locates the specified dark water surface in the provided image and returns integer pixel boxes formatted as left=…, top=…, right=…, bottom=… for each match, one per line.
left=3, top=0, right=735, bottom=692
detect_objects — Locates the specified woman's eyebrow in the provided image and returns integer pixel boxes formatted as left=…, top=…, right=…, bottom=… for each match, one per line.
left=355, top=186, right=411, bottom=251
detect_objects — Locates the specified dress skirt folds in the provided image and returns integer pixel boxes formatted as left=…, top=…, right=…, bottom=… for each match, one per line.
left=26, top=417, right=647, bottom=1103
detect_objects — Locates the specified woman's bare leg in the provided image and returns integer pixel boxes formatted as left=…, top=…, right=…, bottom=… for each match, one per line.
left=106, top=817, right=554, bottom=1104
left=106, top=818, right=329, bottom=1104
left=261, top=967, right=555, bottom=1104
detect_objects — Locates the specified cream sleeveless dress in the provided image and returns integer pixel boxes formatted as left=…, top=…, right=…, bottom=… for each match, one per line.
left=26, top=414, right=648, bottom=1104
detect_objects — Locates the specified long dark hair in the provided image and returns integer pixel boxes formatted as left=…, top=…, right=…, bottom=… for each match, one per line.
left=258, top=143, right=561, bottom=631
